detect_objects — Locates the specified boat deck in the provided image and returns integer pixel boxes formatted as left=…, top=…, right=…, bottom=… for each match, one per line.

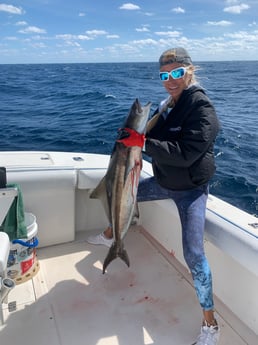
left=1, top=226, right=251, bottom=345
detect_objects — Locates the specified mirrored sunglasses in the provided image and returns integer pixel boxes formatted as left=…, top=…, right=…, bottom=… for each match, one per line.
left=159, top=67, right=187, bottom=81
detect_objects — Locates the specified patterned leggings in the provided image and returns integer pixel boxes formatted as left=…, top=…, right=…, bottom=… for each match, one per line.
left=137, top=177, right=214, bottom=311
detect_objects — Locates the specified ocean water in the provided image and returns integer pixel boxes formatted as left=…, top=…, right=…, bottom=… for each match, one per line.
left=0, top=61, right=257, bottom=216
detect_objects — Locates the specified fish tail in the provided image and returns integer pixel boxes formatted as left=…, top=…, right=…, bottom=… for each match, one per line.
left=102, top=241, right=130, bottom=274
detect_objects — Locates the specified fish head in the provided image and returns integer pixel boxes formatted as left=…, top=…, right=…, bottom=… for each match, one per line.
left=123, top=98, right=152, bottom=134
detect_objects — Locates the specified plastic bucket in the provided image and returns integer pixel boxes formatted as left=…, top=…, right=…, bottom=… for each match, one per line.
left=7, top=213, right=40, bottom=284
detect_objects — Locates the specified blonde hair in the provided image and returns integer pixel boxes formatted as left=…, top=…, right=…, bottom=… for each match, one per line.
left=185, top=64, right=200, bottom=86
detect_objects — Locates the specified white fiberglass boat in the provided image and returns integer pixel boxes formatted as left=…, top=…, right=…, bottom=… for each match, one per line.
left=0, top=151, right=257, bottom=345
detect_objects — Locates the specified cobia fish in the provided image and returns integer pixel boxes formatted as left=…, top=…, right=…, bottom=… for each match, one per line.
left=90, top=98, right=151, bottom=273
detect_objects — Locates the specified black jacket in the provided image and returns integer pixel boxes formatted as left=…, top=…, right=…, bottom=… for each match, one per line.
left=145, top=85, right=220, bottom=190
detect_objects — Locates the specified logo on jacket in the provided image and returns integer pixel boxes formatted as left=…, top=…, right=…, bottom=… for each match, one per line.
left=169, top=126, right=182, bottom=132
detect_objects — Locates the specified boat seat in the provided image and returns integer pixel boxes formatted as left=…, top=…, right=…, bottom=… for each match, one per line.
left=0, top=167, right=18, bottom=225
left=77, top=169, right=150, bottom=190
left=205, top=195, right=258, bottom=277
left=0, top=167, right=18, bottom=276
left=77, top=169, right=106, bottom=189
left=0, top=232, right=10, bottom=277
left=0, top=188, right=17, bottom=275
left=0, top=187, right=18, bottom=225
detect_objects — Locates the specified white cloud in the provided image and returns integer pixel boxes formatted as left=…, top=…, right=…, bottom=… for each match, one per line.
left=57, top=31, right=117, bottom=42
left=106, top=34, right=120, bottom=39
left=15, top=21, right=27, bottom=26
left=85, top=30, right=108, bottom=36
left=172, top=7, right=185, bottom=14
left=131, top=38, right=157, bottom=45
left=56, top=34, right=92, bottom=41
left=69, top=42, right=81, bottom=47
left=207, top=20, right=233, bottom=26
left=19, top=26, right=46, bottom=34
left=224, top=30, right=258, bottom=42
left=223, top=3, right=250, bottom=14
left=225, top=0, right=238, bottom=4
left=144, top=12, right=154, bottom=16
left=119, top=3, right=140, bottom=10
left=77, top=35, right=92, bottom=40
left=31, top=42, right=46, bottom=48
left=136, top=26, right=150, bottom=32
left=0, top=4, right=24, bottom=14
left=1, top=1, right=257, bottom=63
left=155, top=31, right=181, bottom=38
left=29, top=35, right=48, bottom=41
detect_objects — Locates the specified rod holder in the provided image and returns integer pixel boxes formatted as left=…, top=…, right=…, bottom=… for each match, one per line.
left=0, top=277, right=15, bottom=326
left=1, top=278, right=15, bottom=304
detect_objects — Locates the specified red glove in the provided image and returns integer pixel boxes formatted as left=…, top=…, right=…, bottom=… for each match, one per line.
left=116, top=127, right=145, bottom=148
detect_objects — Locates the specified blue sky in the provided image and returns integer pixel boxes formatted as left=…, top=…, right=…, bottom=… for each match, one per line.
left=0, top=1, right=257, bottom=63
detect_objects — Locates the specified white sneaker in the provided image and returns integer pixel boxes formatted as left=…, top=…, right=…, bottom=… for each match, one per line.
left=87, top=232, right=113, bottom=248
left=195, top=321, right=220, bottom=345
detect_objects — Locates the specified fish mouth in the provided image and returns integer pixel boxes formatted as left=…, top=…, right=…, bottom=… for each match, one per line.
left=125, top=99, right=152, bottom=134
left=133, top=98, right=143, bottom=116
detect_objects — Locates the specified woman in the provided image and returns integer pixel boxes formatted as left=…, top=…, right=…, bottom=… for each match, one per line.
left=88, top=47, right=220, bottom=345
